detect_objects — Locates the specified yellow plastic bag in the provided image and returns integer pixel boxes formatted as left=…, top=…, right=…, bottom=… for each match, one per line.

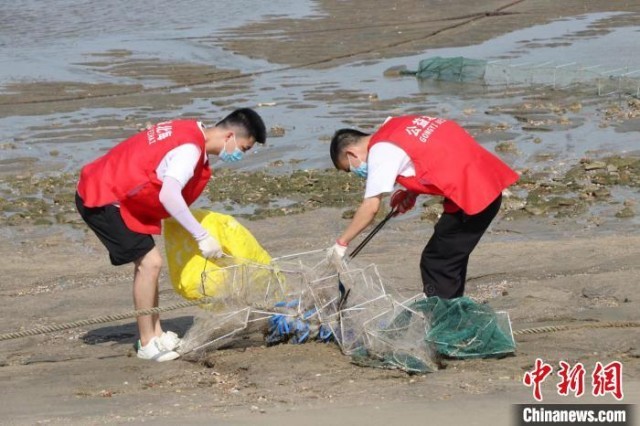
left=163, top=209, right=272, bottom=300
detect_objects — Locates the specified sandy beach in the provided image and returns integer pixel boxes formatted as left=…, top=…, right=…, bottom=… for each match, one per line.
left=1, top=1, right=639, bottom=424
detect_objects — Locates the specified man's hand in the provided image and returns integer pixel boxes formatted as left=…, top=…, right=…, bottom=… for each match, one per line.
left=197, top=234, right=223, bottom=259
left=390, top=190, right=417, bottom=216
left=326, top=240, right=348, bottom=270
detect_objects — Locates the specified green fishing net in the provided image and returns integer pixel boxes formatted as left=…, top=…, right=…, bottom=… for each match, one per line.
left=415, top=296, right=516, bottom=359
left=349, top=296, right=515, bottom=374
left=408, top=56, right=488, bottom=81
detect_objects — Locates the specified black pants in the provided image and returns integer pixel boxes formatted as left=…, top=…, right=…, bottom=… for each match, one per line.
left=421, top=195, right=502, bottom=299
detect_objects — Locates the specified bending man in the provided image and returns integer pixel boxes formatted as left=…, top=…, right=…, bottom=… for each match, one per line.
left=76, top=108, right=266, bottom=361
left=326, top=115, right=518, bottom=299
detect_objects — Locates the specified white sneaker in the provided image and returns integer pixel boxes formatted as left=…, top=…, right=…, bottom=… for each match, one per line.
left=158, top=331, right=183, bottom=352
left=136, top=337, right=180, bottom=362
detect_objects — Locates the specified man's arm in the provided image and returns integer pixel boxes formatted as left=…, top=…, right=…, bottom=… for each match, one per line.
left=338, top=142, right=408, bottom=244
left=158, top=145, right=222, bottom=258
left=327, top=142, right=408, bottom=266
left=337, top=195, right=382, bottom=245
left=159, top=176, right=207, bottom=240
left=159, top=177, right=222, bottom=259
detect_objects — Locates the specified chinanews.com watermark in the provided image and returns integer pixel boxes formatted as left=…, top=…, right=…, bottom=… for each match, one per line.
left=514, top=358, right=635, bottom=425
left=516, top=404, right=632, bottom=425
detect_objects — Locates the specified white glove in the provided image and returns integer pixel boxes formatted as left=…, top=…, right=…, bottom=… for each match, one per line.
left=196, top=234, right=223, bottom=259
left=326, top=240, right=348, bottom=269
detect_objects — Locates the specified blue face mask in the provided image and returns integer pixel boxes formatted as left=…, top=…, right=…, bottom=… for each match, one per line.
left=219, top=136, right=244, bottom=163
left=348, top=155, right=368, bottom=179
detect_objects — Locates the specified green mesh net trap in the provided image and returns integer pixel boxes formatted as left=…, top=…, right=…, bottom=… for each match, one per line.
left=396, top=56, right=640, bottom=96
left=407, top=56, right=488, bottom=82
left=413, top=296, right=516, bottom=360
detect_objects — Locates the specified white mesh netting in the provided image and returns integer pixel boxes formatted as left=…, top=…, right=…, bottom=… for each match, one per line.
left=178, top=251, right=440, bottom=373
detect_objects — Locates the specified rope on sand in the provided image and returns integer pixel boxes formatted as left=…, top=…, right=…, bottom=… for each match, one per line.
left=513, top=321, right=640, bottom=337
left=1, top=297, right=638, bottom=342
left=0, top=299, right=207, bottom=341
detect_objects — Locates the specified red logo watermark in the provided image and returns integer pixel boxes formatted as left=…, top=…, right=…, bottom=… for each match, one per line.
left=523, top=358, right=623, bottom=402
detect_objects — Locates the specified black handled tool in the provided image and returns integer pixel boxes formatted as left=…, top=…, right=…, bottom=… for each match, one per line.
left=348, top=208, right=397, bottom=258
left=338, top=208, right=397, bottom=309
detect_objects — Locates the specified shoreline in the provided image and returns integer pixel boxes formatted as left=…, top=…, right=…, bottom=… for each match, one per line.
left=2, top=152, right=640, bottom=234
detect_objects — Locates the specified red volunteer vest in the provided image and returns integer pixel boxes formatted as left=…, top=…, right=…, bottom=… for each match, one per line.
left=77, top=120, right=211, bottom=234
left=369, top=116, right=518, bottom=215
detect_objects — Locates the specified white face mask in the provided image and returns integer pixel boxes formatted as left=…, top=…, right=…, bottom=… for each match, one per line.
left=219, top=135, right=243, bottom=163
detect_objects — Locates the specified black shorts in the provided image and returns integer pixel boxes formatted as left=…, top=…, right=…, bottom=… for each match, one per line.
left=75, top=192, right=155, bottom=266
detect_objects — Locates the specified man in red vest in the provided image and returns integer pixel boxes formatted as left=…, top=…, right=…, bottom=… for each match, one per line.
left=326, top=115, right=518, bottom=300
left=76, top=108, right=266, bottom=361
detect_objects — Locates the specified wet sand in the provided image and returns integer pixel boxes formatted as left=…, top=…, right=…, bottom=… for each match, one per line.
left=1, top=0, right=639, bottom=424
left=1, top=210, right=639, bottom=424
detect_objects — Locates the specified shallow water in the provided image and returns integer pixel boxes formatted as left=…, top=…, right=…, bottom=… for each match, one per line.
left=0, top=0, right=317, bottom=84
left=0, top=8, right=639, bottom=177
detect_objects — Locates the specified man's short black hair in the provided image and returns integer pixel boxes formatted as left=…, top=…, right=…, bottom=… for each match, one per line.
left=329, top=128, right=370, bottom=169
left=217, top=108, right=267, bottom=144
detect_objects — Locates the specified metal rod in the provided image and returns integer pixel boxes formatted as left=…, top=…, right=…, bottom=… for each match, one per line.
left=272, top=248, right=326, bottom=261
left=621, top=69, right=640, bottom=77
left=555, top=62, right=577, bottom=69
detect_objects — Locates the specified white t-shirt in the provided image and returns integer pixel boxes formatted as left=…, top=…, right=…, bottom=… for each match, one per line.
left=155, top=144, right=204, bottom=188
left=155, top=121, right=207, bottom=188
left=364, top=142, right=415, bottom=199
